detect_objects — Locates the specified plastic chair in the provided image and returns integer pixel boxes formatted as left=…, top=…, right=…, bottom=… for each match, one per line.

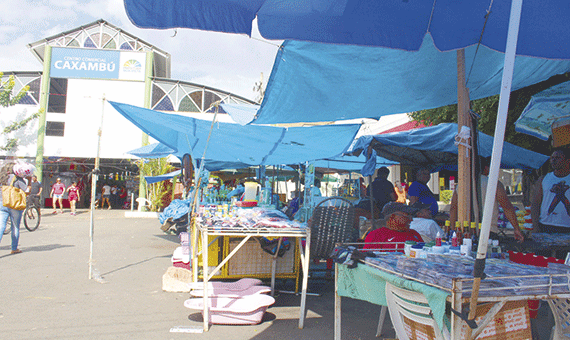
left=309, top=197, right=357, bottom=260
left=136, top=197, right=152, bottom=212
left=385, top=282, right=451, bottom=340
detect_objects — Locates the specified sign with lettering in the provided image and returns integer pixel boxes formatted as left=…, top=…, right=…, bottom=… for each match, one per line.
left=50, top=47, right=146, bottom=81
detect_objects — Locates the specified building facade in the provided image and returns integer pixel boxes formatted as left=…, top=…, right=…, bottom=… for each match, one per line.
left=1, top=19, right=256, bottom=206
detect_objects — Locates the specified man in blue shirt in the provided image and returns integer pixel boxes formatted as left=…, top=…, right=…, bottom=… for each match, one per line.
left=408, top=167, right=438, bottom=216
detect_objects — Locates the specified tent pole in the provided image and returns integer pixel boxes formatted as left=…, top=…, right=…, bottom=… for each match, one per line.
left=457, top=49, right=472, bottom=228
left=467, top=0, right=523, bottom=335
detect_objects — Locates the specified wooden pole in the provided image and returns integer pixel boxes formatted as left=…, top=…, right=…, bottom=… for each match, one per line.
left=457, top=49, right=472, bottom=228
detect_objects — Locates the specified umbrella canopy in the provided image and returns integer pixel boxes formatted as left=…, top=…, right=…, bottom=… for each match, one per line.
left=124, top=0, right=570, bottom=58
left=347, top=123, right=549, bottom=170
left=515, top=80, right=570, bottom=141
left=127, top=142, right=178, bottom=159
left=109, top=101, right=361, bottom=172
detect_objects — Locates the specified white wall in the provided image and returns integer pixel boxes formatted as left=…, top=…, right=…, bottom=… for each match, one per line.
left=44, top=78, right=146, bottom=158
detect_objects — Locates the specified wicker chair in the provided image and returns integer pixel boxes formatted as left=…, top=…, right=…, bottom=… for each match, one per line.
left=309, top=197, right=357, bottom=260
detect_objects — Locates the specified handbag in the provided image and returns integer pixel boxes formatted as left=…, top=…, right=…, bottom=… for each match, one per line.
left=2, top=176, right=27, bottom=210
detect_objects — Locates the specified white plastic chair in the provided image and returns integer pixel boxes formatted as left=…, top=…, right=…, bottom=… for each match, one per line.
left=136, top=197, right=152, bottom=212
left=385, top=282, right=451, bottom=340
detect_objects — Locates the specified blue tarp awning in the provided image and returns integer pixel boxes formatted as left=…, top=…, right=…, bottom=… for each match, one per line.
left=347, top=123, right=548, bottom=170
left=313, top=155, right=397, bottom=173
left=226, top=37, right=570, bottom=125
left=110, top=101, right=361, bottom=171
left=127, top=143, right=177, bottom=159
left=145, top=170, right=181, bottom=184
left=124, top=1, right=570, bottom=59
left=125, top=1, right=570, bottom=125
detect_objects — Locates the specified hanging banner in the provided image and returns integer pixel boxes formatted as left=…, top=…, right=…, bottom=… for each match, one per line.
left=304, top=162, right=315, bottom=208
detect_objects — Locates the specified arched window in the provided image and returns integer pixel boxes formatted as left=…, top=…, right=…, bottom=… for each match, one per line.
left=84, top=33, right=115, bottom=49
left=179, top=95, right=200, bottom=112
left=203, top=91, right=222, bottom=111
left=120, top=42, right=133, bottom=50
left=151, top=85, right=174, bottom=111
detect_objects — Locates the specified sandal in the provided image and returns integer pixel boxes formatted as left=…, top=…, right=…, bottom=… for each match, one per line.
left=11, top=249, right=22, bottom=254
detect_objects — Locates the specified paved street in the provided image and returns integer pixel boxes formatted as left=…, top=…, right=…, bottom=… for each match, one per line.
left=0, top=209, right=388, bottom=340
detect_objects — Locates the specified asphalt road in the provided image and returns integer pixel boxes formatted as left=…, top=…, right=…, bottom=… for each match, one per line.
left=0, top=209, right=389, bottom=340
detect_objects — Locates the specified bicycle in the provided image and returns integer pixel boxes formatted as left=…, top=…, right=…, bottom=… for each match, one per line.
left=24, top=197, right=41, bottom=232
left=2, top=200, right=41, bottom=235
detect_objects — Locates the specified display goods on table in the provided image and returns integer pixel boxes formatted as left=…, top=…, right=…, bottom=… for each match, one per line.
left=193, top=206, right=311, bottom=331
left=333, top=244, right=570, bottom=340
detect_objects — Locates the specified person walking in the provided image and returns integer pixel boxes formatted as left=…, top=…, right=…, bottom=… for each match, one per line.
left=0, top=161, right=35, bottom=255
left=66, top=182, right=80, bottom=216
left=28, top=175, right=43, bottom=213
left=50, top=178, right=66, bottom=214
left=101, top=182, right=112, bottom=209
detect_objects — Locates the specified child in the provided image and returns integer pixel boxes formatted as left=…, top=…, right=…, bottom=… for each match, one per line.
left=67, top=182, right=80, bottom=216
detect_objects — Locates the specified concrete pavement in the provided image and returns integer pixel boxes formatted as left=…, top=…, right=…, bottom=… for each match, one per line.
left=0, top=209, right=390, bottom=340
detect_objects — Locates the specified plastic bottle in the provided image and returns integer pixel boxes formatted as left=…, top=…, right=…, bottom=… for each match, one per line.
left=451, top=231, right=458, bottom=247
left=435, top=231, right=442, bottom=247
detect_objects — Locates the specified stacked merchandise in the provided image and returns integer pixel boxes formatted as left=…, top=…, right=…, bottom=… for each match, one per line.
left=184, top=278, right=275, bottom=325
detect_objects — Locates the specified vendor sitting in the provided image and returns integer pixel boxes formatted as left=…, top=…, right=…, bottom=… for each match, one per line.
left=409, top=202, right=445, bottom=242
left=364, top=202, right=423, bottom=251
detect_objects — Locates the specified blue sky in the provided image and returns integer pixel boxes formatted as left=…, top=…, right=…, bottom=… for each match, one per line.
left=0, top=0, right=279, bottom=101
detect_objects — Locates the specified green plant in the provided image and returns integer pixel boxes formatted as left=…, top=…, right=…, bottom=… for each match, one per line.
left=134, top=157, right=174, bottom=211
left=1, top=73, right=41, bottom=151
left=439, top=190, right=453, bottom=204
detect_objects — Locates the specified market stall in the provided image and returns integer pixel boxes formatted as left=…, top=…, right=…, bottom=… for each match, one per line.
left=333, top=247, right=570, bottom=339
left=194, top=207, right=311, bottom=331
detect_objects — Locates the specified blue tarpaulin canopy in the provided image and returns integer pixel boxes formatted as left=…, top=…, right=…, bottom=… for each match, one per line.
left=109, top=101, right=361, bottom=172
left=127, top=142, right=177, bottom=159
left=313, top=155, right=397, bottom=173
left=347, top=123, right=549, bottom=170
left=124, top=0, right=570, bottom=58
left=145, top=170, right=181, bottom=184
left=219, top=37, right=570, bottom=125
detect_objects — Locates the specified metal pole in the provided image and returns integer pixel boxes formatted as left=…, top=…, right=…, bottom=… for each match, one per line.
left=89, top=95, right=105, bottom=280
left=467, top=0, right=523, bottom=335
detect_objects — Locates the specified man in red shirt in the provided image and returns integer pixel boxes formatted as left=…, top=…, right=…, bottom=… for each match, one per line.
left=364, top=202, right=423, bottom=251
left=50, top=178, right=66, bottom=214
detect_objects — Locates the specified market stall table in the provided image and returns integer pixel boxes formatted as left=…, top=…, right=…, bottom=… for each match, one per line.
left=192, top=208, right=311, bottom=331
left=333, top=250, right=570, bottom=340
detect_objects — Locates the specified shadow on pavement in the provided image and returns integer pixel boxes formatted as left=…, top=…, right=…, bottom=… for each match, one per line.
left=0, top=243, right=74, bottom=259
left=101, top=254, right=172, bottom=276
